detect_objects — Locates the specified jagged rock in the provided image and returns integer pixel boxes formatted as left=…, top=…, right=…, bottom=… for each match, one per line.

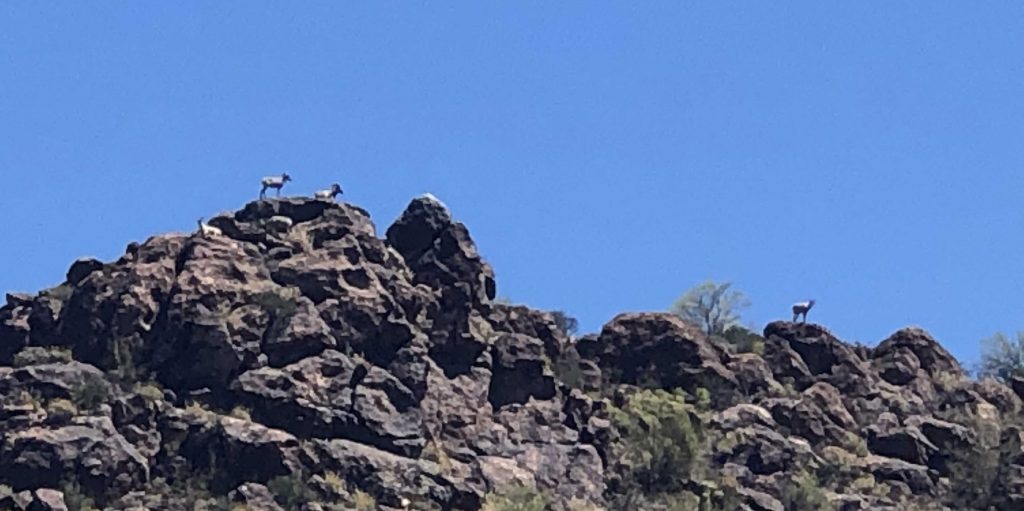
left=261, top=296, right=335, bottom=367
left=31, top=489, right=67, bottom=511
left=577, top=313, right=737, bottom=402
left=874, top=328, right=963, bottom=380
left=235, top=350, right=424, bottom=456
left=0, top=416, right=148, bottom=497
left=866, top=422, right=937, bottom=467
left=738, top=488, right=784, bottom=511
left=488, top=333, right=556, bottom=408
left=62, top=234, right=185, bottom=372
left=229, top=483, right=285, bottom=511
left=0, top=295, right=32, bottom=364
left=730, top=353, right=784, bottom=396
left=0, top=193, right=1014, bottom=511
left=713, top=425, right=814, bottom=476
left=161, top=408, right=301, bottom=491
left=386, top=195, right=497, bottom=307
left=0, top=361, right=108, bottom=402
left=764, top=322, right=875, bottom=396
left=713, top=404, right=775, bottom=430
left=867, top=455, right=935, bottom=495
left=765, top=397, right=848, bottom=446
left=66, top=258, right=103, bottom=286
left=313, top=438, right=478, bottom=510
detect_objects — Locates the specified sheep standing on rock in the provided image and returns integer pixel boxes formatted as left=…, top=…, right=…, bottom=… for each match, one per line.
left=260, top=173, right=292, bottom=199
left=792, top=300, right=816, bottom=323
left=196, top=218, right=222, bottom=238
left=314, top=183, right=343, bottom=201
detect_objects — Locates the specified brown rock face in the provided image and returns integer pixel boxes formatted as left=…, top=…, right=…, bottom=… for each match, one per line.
left=0, top=196, right=608, bottom=510
left=577, top=313, right=737, bottom=402
left=1, top=193, right=1019, bottom=511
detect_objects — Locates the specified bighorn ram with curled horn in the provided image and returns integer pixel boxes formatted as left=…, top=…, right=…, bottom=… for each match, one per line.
left=314, top=183, right=343, bottom=201
left=260, top=173, right=292, bottom=199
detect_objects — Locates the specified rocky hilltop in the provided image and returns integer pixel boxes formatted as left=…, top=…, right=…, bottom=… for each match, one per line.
left=0, top=196, right=1021, bottom=511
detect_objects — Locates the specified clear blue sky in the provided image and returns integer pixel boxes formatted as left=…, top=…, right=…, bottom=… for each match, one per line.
left=3, top=3, right=1023, bottom=368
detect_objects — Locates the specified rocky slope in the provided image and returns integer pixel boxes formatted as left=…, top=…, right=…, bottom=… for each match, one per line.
left=0, top=195, right=1021, bottom=510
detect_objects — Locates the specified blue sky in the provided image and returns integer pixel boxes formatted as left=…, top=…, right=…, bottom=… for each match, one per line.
left=2, top=3, right=1023, bottom=367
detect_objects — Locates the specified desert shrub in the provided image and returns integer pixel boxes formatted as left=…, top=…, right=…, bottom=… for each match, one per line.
left=352, top=489, right=376, bottom=511
left=43, top=283, right=74, bottom=301
left=46, top=398, right=77, bottom=423
left=267, top=473, right=316, bottom=509
left=145, top=476, right=230, bottom=511
left=719, top=326, right=765, bottom=355
left=943, top=416, right=1015, bottom=510
left=72, top=373, right=111, bottom=411
left=553, top=347, right=585, bottom=389
left=481, top=485, right=551, bottom=511
left=780, top=472, right=832, bottom=511
left=13, top=346, right=72, bottom=367
left=322, top=471, right=346, bottom=495
left=134, top=382, right=166, bottom=402
left=421, top=439, right=453, bottom=474
left=694, top=387, right=712, bottom=411
left=229, top=405, right=252, bottom=421
left=840, top=431, right=869, bottom=457
left=977, top=332, right=1024, bottom=382
left=254, top=291, right=299, bottom=338
left=60, top=479, right=98, bottom=511
left=609, top=389, right=705, bottom=494
left=550, top=310, right=579, bottom=337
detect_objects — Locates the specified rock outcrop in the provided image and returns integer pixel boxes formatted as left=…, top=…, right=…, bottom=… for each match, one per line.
left=0, top=194, right=1019, bottom=510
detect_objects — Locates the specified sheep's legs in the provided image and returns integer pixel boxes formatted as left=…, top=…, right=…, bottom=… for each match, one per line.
left=260, top=185, right=268, bottom=200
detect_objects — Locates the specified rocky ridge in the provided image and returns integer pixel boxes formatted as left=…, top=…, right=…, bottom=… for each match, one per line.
left=0, top=195, right=1021, bottom=510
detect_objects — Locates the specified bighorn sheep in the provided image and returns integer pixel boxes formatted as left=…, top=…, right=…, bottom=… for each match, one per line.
left=314, top=183, right=343, bottom=201
left=196, top=217, right=222, bottom=238
left=260, top=173, right=292, bottom=199
left=792, top=300, right=816, bottom=323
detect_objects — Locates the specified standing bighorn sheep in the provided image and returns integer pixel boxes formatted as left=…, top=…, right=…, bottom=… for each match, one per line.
left=314, top=183, right=343, bottom=201
left=260, top=173, right=292, bottom=199
left=792, top=300, right=816, bottom=323
left=196, top=217, right=222, bottom=238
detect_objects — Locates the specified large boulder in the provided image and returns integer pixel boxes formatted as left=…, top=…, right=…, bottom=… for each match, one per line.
left=577, top=313, right=737, bottom=402
left=234, top=350, right=424, bottom=456
left=386, top=195, right=497, bottom=308
left=488, top=333, right=556, bottom=409
left=0, top=416, right=148, bottom=498
left=764, top=322, right=875, bottom=396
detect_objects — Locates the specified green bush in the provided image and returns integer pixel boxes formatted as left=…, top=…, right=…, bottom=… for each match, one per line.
left=352, top=490, right=376, bottom=511
left=550, top=310, right=579, bottom=337
left=609, top=389, right=705, bottom=494
left=482, top=485, right=551, bottom=511
left=134, top=382, right=166, bottom=402
left=46, top=398, right=77, bottom=424
left=254, top=291, right=299, bottom=338
left=553, top=347, right=585, bottom=390
left=719, top=326, right=765, bottom=355
left=71, top=373, right=111, bottom=411
left=267, top=473, right=316, bottom=509
left=780, top=472, right=833, bottom=511
left=60, top=479, right=98, bottom=511
left=943, top=416, right=1014, bottom=510
left=13, top=346, right=73, bottom=367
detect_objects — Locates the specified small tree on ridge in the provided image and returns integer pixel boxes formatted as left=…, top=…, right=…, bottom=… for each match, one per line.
left=671, top=281, right=750, bottom=337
